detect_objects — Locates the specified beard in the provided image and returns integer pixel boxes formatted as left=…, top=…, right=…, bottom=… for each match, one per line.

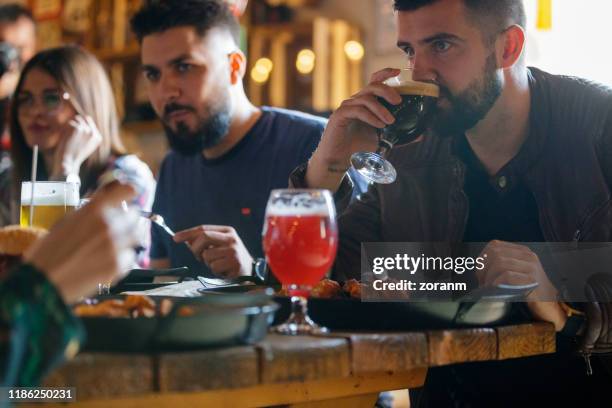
left=430, top=51, right=503, bottom=137
left=162, top=102, right=231, bottom=156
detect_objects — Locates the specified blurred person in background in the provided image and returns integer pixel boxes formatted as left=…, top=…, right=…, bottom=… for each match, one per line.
left=0, top=3, right=36, bottom=106
left=0, top=182, right=139, bottom=390
left=0, top=4, right=36, bottom=227
left=0, top=46, right=155, bottom=265
left=0, top=4, right=36, bottom=67
left=130, top=0, right=361, bottom=279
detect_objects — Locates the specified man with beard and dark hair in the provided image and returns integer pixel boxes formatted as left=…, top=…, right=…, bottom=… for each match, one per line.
left=130, top=0, right=332, bottom=277
left=293, top=0, right=612, bottom=406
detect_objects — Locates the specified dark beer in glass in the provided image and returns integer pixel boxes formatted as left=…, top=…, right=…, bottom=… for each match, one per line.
left=351, top=71, right=439, bottom=184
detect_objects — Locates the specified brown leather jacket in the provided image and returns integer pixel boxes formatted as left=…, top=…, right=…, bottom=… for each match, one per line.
left=290, top=67, right=612, bottom=361
left=293, top=68, right=612, bottom=276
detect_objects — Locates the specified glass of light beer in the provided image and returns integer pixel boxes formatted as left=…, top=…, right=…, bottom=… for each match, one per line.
left=263, top=189, right=338, bottom=335
left=351, top=68, right=439, bottom=184
left=20, top=181, right=80, bottom=229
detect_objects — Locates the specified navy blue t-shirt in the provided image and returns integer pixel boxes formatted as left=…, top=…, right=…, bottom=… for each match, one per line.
left=151, top=106, right=325, bottom=275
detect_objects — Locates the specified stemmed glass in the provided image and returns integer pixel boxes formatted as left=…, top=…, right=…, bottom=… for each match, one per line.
left=262, top=189, right=338, bottom=335
left=350, top=68, right=439, bottom=184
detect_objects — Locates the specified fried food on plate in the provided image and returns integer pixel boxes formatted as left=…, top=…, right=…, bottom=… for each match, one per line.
left=275, top=278, right=366, bottom=299
left=343, top=279, right=363, bottom=299
left=74, top=295, right=157, bottom=318
left=311, top=278, right=343, bottom=298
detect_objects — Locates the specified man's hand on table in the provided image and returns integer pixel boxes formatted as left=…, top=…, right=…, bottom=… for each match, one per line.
left=174, top=225, right=253, bottom=279
left=477, top=240, right=567, bottom=331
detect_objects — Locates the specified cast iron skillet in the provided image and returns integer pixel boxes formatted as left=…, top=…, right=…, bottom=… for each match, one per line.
left=198, top=284, right=535, bottom=331
left=78, top=289, right=278, bottom=352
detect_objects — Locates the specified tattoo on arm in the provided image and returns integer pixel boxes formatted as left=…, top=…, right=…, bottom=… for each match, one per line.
left=327, top=165, right=350, bottom=173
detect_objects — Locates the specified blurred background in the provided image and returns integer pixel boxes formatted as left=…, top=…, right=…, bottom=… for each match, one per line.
left=0, top=0, right=607, bottom=175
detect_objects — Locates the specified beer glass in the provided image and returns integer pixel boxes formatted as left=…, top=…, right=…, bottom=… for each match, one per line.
left=263, top=189, right=338, bottom=335
left=20, top=181, right=80, bottom=229
left=351, top=69, right=439, bottom=184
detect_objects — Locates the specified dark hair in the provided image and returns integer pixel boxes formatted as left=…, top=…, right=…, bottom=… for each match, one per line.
left=10, top=46, right=125, bottom=195
left=130, top=0, right=240, bottom=44
left=394, top=0, right=526, bottom=44
left=0, top=4, right=34, bottom=24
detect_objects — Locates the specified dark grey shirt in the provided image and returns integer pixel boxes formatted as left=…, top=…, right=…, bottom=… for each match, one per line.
left=151, top=106, right=326, bottom=276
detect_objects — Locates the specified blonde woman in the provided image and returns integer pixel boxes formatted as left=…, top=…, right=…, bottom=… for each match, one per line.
left=1, top=46, right=155, bottom=263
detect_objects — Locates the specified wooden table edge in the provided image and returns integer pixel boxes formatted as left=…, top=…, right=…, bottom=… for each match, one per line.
left=28, top=369, right=428, bottom=408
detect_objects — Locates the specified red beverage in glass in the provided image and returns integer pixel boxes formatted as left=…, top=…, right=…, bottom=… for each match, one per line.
left=264, top=189, right=337, bottom=335
left=263, top=214, right=337, bottom=294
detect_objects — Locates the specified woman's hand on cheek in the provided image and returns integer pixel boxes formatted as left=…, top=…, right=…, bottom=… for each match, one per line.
left=50, top=115, right=103, bottom=179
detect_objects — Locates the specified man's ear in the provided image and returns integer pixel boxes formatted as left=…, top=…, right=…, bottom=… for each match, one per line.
left=229, top=51, right=247, bottom=85
left=497, top=24, right=526, bottom=69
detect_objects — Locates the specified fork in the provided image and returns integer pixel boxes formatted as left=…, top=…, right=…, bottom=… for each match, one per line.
left=140, top=211, right=175, bottom=237
left=198, top=275, right=264, bottom=287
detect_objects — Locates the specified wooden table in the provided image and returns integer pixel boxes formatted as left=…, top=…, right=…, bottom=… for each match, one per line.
left=35, top=322, right=555, bottom=408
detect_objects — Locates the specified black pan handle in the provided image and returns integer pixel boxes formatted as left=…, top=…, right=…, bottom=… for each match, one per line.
left=121, top=267, right=194, bottom=283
